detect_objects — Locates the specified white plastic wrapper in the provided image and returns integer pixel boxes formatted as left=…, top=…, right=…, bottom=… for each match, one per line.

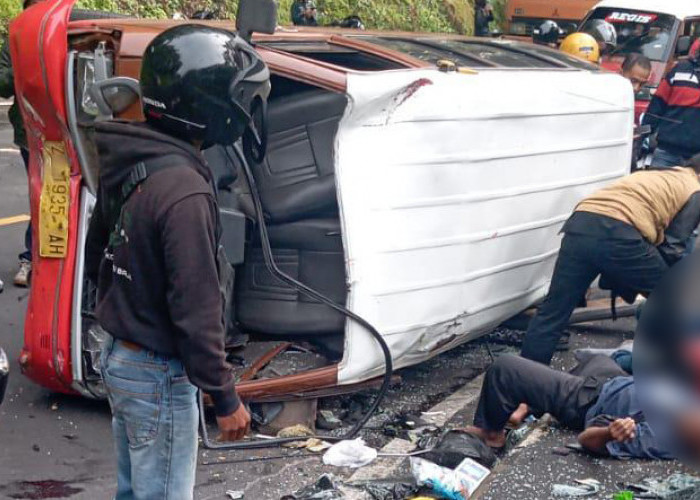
left=410, top=457, right=490, bottom=500
left=322, top=438, right=378, bottom=468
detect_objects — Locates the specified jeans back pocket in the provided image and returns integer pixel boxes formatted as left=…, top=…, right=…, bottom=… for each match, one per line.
left=103, top=365, right=162, bottom=447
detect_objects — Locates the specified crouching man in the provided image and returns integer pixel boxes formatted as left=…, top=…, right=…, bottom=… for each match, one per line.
left=466, top=354, right=673, bottom=459
left=521, top=157, right=700, bottom=365
left=86, top=26, right=270, bottom=499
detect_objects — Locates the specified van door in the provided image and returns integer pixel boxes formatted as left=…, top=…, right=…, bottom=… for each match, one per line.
left=11, top=0, right=82, bottom=394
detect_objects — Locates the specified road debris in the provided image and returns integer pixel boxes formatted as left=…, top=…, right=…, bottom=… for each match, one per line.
left=323, top=438, right=378, bottom=468
left=277, top=424, right=315, bottom=439
left=281, top=474, right=344, bottom=500
left=410, top=456, right=490, bottom=500
left=283, top=438, right=332, bottom=453
left=421, top=430, right=497, bottom=468
left=351, top=479, right=420, bottom=500
left=225, top=490, right=244, bottom=499
left=551, top=478, right=601, bottom=497
left=316, top=410, right=343, bottom=431
left=613, top=492, right=634, bottom=500
left=625, top=473, right=700, bottom=498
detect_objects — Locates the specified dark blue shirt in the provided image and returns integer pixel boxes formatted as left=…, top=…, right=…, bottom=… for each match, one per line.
left=585, top=377, right=674, bottom=460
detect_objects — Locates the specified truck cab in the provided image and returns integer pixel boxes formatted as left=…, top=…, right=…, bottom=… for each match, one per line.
left=507, top=0, right=598, bottom=37
left=580, top=0, right=700, bottom=116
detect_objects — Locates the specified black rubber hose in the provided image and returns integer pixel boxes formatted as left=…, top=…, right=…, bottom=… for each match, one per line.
left=197, top=144, right=394, bottom=450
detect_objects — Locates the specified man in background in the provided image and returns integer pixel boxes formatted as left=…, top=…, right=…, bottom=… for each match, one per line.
left=291, top=0, right=318, bottom=26
left=643, top=40, right=700, bottom=168
left=0, top=0, right=41, bottom=289
left=621, top=53, right=652, bottom=94
left=474, top=0, right=494, bottom=37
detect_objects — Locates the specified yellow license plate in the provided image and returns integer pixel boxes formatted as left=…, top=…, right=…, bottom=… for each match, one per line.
left=39, top=141, right=70, bottom=259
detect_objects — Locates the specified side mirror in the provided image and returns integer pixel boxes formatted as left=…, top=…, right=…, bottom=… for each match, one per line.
left=677, top=35, right=692, bottom=56
left=0, top=348, right=9, bottom=406
left=236, top=0, right=277, bottom=43
left=89, top=77, right=141, bottom=119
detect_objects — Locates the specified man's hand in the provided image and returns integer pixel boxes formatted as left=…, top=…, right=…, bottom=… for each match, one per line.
left=216, top=404, right=251, bottom=442
left=609, top=418, right=636, bottom=442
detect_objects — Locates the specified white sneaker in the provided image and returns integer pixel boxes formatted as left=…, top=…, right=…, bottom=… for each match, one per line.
left=14, top=259, right=31, bottom=288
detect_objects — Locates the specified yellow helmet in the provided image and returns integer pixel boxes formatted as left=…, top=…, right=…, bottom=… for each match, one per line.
left=560, top=32, right=600, bottom=63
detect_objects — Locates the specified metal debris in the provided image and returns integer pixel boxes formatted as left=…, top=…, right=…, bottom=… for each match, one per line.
left=551, top=479, right=601, bottom=497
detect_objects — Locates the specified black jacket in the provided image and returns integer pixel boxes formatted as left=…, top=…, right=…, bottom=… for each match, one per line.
left=643, top=60, right=700, bottom=159
left=86, top=120, right=239, bottom=416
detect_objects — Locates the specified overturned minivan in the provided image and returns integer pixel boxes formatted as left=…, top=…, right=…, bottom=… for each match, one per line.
left=11, top=0, right=634, bottom=401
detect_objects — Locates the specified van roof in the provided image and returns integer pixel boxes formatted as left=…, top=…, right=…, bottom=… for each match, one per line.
left=592, top=0, right=700, bottom=19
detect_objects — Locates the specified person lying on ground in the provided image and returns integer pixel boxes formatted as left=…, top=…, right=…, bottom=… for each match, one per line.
left=464, top=354, right=674, bottom=460
left=520, top=156, right=700, bottom=365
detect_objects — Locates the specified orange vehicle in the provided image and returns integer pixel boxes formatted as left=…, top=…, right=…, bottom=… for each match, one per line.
left=507, top=0, right=599, bottom=37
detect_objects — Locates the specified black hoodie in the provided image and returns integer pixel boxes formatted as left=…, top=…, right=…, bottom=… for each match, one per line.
left=86, top=120, right=240, bottom=416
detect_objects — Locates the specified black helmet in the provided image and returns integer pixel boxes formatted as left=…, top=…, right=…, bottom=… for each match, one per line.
left=140, top=24, right=271, bottom=148
left=584, top=19, right=617, bottom=53
left=533, top=20, right=561, bottom=45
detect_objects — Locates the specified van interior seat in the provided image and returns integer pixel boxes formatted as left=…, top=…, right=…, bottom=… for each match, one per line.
left=235, top=218, right=347, bottom=336
left=251, top=89, right=348, bottom=223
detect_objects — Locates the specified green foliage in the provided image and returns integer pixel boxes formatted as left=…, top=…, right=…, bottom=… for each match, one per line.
left=0, top=0, right=507, bottom=37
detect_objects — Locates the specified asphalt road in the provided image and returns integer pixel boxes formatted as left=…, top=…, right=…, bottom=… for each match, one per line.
left=0, top=123, right=694, bottom=500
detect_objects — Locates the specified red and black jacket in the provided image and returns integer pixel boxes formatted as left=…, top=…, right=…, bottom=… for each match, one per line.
left=643, top=60, right=700, bottom=160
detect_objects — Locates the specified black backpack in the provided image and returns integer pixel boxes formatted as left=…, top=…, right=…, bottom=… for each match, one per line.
left=102, top=155, right=240, bottom=345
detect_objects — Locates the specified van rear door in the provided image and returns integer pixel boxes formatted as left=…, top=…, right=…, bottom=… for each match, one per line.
left=11, top=0, right=82, bottom=394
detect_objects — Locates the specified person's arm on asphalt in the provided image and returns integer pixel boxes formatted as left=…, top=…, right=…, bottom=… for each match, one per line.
left=0, top=38, right=15, bottom=99
left=161, top=192, right=250, bottom=441
left=578, top=417, right=636, bottom=455
left=658, top=192, right=700, bottom=265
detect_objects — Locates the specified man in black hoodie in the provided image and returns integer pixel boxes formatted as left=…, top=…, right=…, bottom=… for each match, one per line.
left=86, top=25, right=270, bottom=499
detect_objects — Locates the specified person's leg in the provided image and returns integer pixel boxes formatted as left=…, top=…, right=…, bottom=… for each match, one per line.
left=15, top=148, right=32, bottom=287
left=650, top=148, right=685, bottom=169
left=521, top=234, right=600, bottom=365
left=100, top=337, right=134, bottom=500
left=101, top=340, right=198, bottom=500
left=472, top=355, right=591, bottom=438
left=163, top=361, right=198, bottom=497
left=600, top=238, right=668, bottom=296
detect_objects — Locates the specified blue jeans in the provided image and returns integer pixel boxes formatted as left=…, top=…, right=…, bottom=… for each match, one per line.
left=650, top=147, right=687, bottom=169
left=100, top=336, right=199, bottom=500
